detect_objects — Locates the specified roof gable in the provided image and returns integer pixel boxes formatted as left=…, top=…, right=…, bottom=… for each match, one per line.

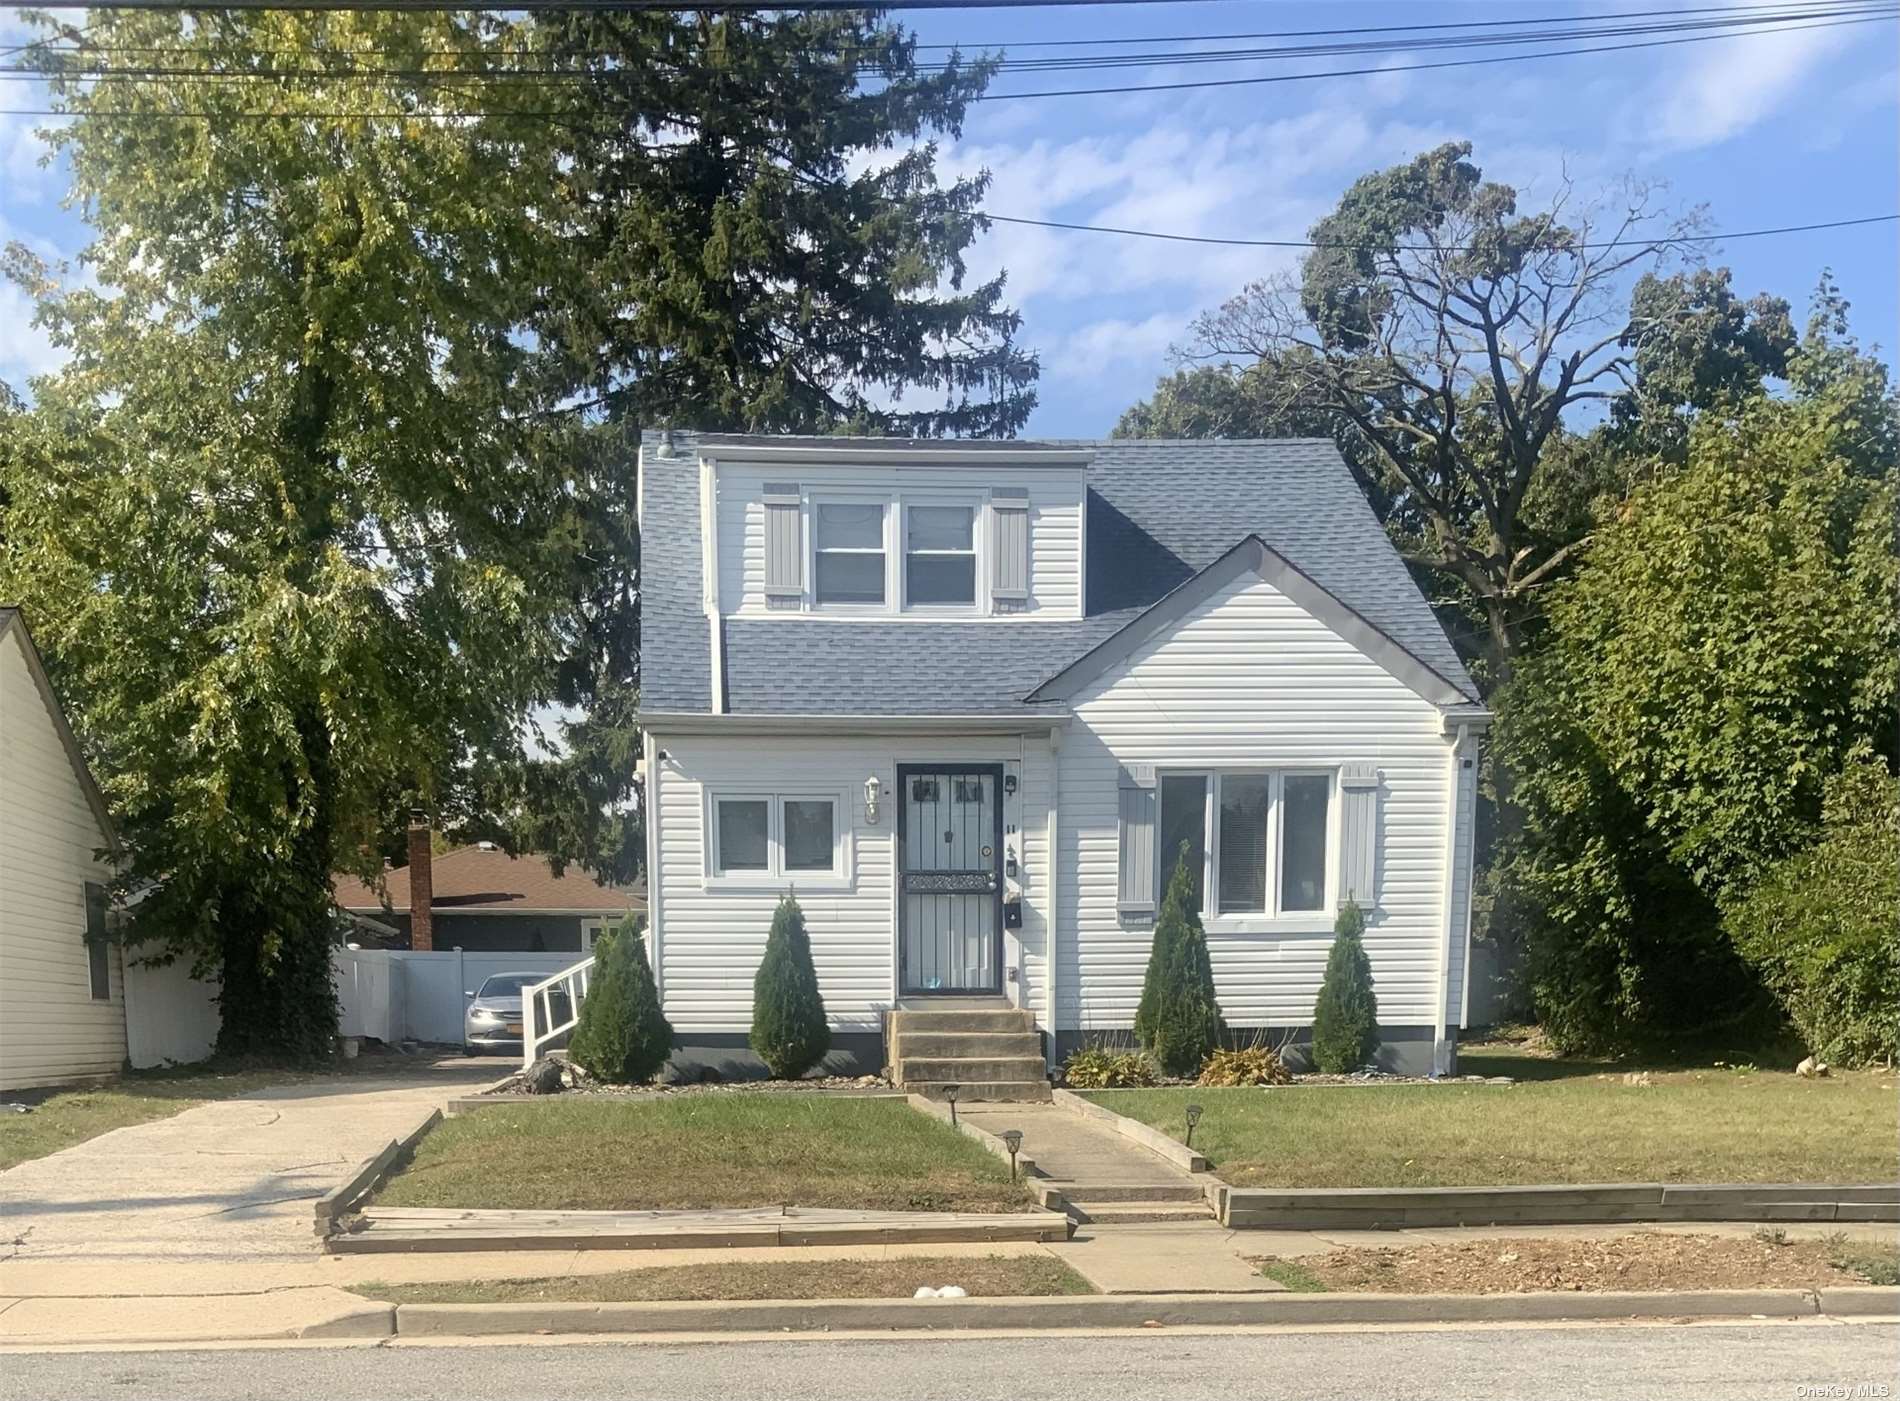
left=1028, top=535, right=1474, bottom=708
left=0, top=609, right=120, bottom=854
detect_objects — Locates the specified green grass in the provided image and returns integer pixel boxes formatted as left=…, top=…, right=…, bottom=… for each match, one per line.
left=374, top=1096, right=1036, bottom=1213
left=0, top=1064, right=326, bottom=1171
left=1828, top=1239, right=1900, bottom=1287
left=1257, top=1259, right=1328, bottom=1293
left=1089, top=1053, right=1897, bottom=1187
left=356, top=1253, right=1093, bottom=1304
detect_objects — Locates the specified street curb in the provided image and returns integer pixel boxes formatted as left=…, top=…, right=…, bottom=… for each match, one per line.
left=388, top=1286, right=1896, bottom=1338
left=299, top=1301, right=398, bottom=1340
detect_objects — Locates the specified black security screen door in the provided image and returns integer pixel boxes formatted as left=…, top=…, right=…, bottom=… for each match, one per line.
left=897, top=765, right=1004, bottom=996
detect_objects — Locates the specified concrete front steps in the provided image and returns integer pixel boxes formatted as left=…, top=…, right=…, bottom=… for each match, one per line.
left=1059, top=1182, right=1216, bottom=1225
left=889, top=1004, right=1051, bottom=1102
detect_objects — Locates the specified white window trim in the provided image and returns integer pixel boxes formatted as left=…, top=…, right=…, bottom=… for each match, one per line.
left=580, top=917, right=615, bottom=952
left=705, top=789, right=854, bottom=892
left=899, top=494, right=987, bottom=616
left=1159, top=768, right=1338, bottom=934
left=802, top=491, right=993, bottom=618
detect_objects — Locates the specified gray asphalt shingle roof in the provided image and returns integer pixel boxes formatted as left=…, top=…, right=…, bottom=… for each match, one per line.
left=639, top=432, right=1479, bottom=715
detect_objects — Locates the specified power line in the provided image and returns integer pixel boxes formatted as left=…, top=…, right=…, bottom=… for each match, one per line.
left=7, top=6, right=1886, bottom=91
left=6, top=0, right=1870, bottom=58
left=12, top=4, right=1888, bottom=81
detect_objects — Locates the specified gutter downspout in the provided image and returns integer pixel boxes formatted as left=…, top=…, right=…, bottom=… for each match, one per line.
left=643, top=729, right=664, bottom=1004
left=1044, top=725, right=1062, bottom=1070
left=1434, top=720, right=1482, bottom=1077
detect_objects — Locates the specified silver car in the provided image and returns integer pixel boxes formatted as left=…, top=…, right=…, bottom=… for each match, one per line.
left=463, top=972, right=566, bottom=1055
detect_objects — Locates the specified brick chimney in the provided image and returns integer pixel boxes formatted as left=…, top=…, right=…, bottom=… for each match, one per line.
left=407, top=810, right=435, bottom=952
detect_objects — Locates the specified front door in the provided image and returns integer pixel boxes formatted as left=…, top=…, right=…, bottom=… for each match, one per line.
left=897, top=764, right=1004, bottom=996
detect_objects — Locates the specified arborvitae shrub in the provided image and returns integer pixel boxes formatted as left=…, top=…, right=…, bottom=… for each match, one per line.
left=750, top=893, right=831, bottom=1079
left=568, top=918, right=674, bottom=1084
left=1311, top=900, right=1380, bottom=1073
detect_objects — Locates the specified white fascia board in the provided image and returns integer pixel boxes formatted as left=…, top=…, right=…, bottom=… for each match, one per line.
left=703, top=445, right=1096, bottom=469
left=1441, top=706, right=1495, bottom=735
left=639, top=711, right=1069, bottom=737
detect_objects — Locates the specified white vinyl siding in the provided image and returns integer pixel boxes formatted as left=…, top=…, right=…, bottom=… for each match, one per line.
left=1059, top=570, right=1458, bottom=1032
left=0, top=627, right=123, bottom=1091
left=649, top=732, right=1051, bottom=1034
left=715, top=460, right=1086, bottom=619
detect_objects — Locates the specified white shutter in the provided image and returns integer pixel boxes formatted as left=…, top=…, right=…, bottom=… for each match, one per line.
left=1117, top=764, right=1157, bottom=922
left=1338, top=764, right=1380, bottom=909
left=991, top=488, right=1029, bottom=608
left=762, top=482, right=803, bottom=605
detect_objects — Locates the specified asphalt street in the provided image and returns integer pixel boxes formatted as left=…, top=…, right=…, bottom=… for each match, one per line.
left=4, top=1320, right=1895, bottom=1401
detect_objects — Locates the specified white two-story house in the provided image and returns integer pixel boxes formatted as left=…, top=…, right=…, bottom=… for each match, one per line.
left=635, top=431, right=1489, bottom=1087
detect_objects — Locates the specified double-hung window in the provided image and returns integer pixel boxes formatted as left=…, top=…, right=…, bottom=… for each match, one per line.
left=813, top=502, right=887, bottom=606
left=1156, top=771, right=1333, bottom=919
left=710, top=792, right=847, bottom=884
left=904, top=504, right=977, bottom=607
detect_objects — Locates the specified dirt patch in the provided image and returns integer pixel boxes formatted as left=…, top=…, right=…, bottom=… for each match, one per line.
left=1252, top=1233, right=1897, bottom=1294
left=356, top=1253, right=1092, bottom=1305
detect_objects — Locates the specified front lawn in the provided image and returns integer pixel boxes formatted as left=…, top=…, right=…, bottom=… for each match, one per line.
left=1089, top=1056, right=1896, bottom=1187
left=356, top=1253, right=1091, bottom=1304
left=374, top=1096, right=1035, bottom=1214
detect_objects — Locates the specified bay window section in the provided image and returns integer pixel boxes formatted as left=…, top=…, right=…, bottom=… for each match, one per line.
left=814, top=502, right=886, bottom=605
left=905, top=504, right=977, bottom=606
left=1151, top=770, right=1335, bottom=920
left=1216, top=776, right=1270, bottom=913
left=1279, top=774, right=1330, bottom=912
left=1156, top=774, right=1208, bottom=912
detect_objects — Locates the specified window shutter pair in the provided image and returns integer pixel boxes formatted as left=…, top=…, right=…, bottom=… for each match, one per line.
left=990, top=488, right=1029, bottom=609
left=762, top=482, right=803, bottom=605
left=1337, top=765, right=1380, bottom=909
left=1116, top=765, right=1157, bottom=923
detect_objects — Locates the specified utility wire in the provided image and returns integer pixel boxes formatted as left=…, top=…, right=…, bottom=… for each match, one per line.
left=6, top=8, right=1884, bottom=102
left=7, top=0, right=1874, bottom=58
left=12, top=4, right=1889, bottom=80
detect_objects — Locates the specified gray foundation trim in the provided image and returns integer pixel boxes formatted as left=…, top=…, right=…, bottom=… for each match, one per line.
left=662, top=1032, right=884, bottom=1084
left=1052, top=1025, right=1451, bottom=1079
left=1026, top=536, right=1474, bottom=709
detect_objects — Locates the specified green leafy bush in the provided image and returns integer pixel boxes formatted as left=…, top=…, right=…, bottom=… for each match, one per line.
left=568, top=919, right=674, bottom=1084
left=1198, top=1044, right=1292, bottom=1087
left=1726, top=761, right=1899, bottom=1067
left=1062, top=1046, right=1159, bottom=1089
left=749, top=894, right=831, bottom=1079
left=1311, top=900, right=1380, bottom=1073
left=1134, top=847, right=1225, bottom=1077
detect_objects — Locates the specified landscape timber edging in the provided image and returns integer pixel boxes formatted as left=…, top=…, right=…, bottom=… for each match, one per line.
left=1222, top=1182, right=1900, bottom=1230
left=447, top=1089, right=910, bottom=1116
left=311, top=1107, right=442, bottom=1239
left=386, top=1286, right=1897, bottom=1339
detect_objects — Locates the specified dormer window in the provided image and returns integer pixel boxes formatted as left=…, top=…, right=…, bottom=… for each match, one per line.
left=814, top=501, right=887, bottom=606
left=905, top=504, right=977, bottom=607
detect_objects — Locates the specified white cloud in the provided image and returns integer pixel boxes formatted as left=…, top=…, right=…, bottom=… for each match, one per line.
left=1639, top=25, right=1854, bottom=155
left=1038, top=311, right=1187, bottom=382
left=0, top=114, right=59, bottom=205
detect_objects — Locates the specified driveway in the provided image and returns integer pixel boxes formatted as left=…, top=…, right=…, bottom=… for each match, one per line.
left=0, top=1058, right=502, bottom=1273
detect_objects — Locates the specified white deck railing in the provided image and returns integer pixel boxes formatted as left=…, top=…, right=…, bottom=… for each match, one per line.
left=522, top=955, right=594, bottom=1068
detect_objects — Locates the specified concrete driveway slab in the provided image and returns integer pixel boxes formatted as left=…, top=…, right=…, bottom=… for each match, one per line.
left=0, top=1059, right=499, bottom=1272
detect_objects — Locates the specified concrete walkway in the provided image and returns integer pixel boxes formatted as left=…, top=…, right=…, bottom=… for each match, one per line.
left=958, top=1102, right=1190, bottom=1188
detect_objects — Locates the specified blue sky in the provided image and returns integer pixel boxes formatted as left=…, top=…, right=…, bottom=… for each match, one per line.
left=3, top=2, right=1895, bottom=436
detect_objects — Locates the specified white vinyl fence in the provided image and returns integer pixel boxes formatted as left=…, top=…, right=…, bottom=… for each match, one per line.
left=124, top=947, right=586, bottom=1066
left=334, top=947, right=580, bottom=1046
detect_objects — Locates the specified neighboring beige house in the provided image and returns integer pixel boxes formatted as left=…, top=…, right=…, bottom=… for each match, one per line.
left=0, top=608, right=124, bottom=1091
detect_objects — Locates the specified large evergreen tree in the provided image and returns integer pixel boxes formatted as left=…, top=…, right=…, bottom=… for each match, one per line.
left=0, top=7, right=1036, bottom=1055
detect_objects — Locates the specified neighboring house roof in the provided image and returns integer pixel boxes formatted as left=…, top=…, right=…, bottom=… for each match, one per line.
left=639, top=432, right=1480, bottom=717
left=331, top=845, right=644, bottom=916
left=0, top=607, right=121, bottom=854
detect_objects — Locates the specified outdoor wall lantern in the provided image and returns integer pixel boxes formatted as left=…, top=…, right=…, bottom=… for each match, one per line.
left=1184, top=1102, right=1204, bottom=1149
left=1003, top=772, right=1018, bottom=796
left=864, top=774, right=883, bottom=825
left=941, top=1082, right=961, bottom=1125
left=1000, top=1128, right=1024, bottom=1181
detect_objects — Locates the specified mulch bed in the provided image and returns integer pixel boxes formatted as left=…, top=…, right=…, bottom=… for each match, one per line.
left=1255, top=1233, right=1892, bottom=1294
